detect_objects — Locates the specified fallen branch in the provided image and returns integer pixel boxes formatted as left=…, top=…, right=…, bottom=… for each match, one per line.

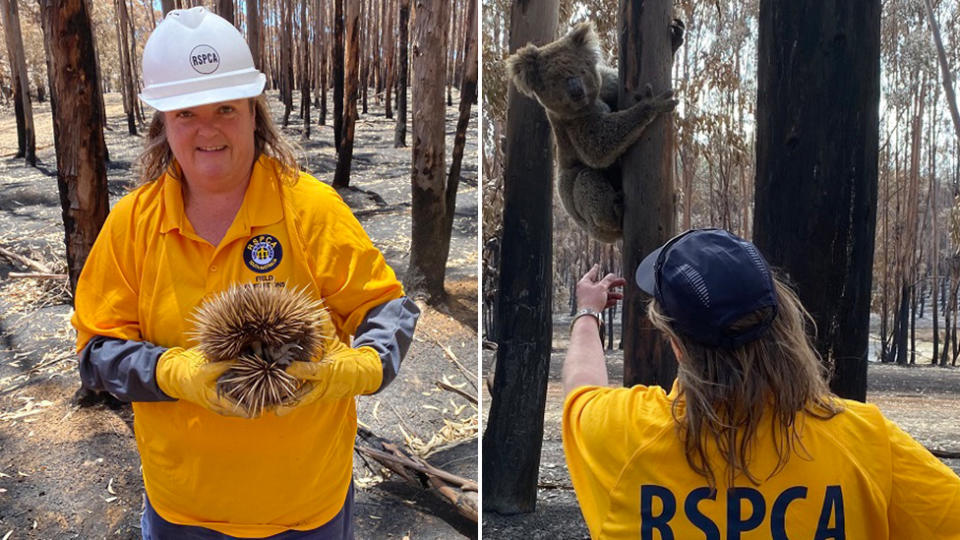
left=538, top=482, right=575, bottom=490
left=356, top=427, right=477, bottom=523
left=0, top=246, right=52, bottom=273
left=434, top=337, right=478, bottom=390
left=928, top=447, right=960, bottom=459
left=436, top=380, right=477, bottom=405
left=8, top=272, right=67, bottom=280
left=28, top=351, right=74, bottom=373
left=356, top=444, right=477, bottom=492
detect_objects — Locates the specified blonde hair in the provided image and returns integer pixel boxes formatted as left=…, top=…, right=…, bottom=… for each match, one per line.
left=136, top=94, right=301, bottom=185
left=647, top=276, right=843, bottom=489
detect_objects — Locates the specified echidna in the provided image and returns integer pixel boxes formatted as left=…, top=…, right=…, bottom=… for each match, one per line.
left=188, top=285, right=332, bottom=416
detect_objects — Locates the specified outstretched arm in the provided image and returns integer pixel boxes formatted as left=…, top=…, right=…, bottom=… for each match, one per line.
left=562, top=264, right=626, bottom=396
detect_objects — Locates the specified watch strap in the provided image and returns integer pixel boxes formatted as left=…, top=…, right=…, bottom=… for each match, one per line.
left=570, top=308, right=605, bottom=343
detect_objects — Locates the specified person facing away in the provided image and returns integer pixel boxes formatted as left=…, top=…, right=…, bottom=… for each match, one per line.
left=562, top=228, right=960, bottom=539
left=71, top=7, right=419, bottom=539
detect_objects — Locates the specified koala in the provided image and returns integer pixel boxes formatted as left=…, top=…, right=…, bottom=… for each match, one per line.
left=506, top=21, right=683, bottom=243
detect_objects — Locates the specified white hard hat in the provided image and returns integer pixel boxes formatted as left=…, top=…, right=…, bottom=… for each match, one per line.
left=139, top=6, right=265, bottom=112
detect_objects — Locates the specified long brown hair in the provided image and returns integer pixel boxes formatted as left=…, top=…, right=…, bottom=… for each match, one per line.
left=647, top=276, right=843, bottom=489
left=136, top=94, right=301, bottom=185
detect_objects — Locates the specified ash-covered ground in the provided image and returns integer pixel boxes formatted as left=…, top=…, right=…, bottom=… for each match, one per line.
left=0, top=90, right=478, bottom=539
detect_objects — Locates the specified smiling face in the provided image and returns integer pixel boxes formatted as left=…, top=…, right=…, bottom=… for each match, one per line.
left=163, top=99, right=257, bottom=194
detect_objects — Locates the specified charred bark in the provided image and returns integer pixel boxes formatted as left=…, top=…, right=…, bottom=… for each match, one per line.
left=39, top=0, right=110, bottom=296
left=394, top=0, right=410, bottom=146
left=0, top=0, right=36, bottom=166
left=753, top=0, right=881, bottom=400
left=619, top=0, right=678, bottom=388
left=332, top=0, right=360, bottom=187
left=333, top=0, right=345, bottom=151
left=403, top=0, right=449, bottom=301
left=482, top=0, right=558, bottom=515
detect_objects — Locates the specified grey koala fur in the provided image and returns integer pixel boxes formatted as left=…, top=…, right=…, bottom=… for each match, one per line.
left=507, top=21, right=681, bottom=243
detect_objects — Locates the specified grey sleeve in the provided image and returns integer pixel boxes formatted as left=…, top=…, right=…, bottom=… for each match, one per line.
left=352, top=296, right=420, bottom=393
left=78, top=336, right=177, bottom=402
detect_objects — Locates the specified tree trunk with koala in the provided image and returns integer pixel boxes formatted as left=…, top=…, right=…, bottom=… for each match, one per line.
left=482, top=0, right=558, bottom=514
left=753, top=0, right=881, bottom=401
left=618, top=0, right=681, bottom=389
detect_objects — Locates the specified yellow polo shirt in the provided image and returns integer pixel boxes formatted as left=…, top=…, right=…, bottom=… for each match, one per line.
left=72, top=156, right=404, bottom=537
left=563, top=383, right=960, bottom=539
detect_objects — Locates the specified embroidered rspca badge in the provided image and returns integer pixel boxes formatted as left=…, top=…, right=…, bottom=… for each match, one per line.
left=244, top=234, right=283, bottom=273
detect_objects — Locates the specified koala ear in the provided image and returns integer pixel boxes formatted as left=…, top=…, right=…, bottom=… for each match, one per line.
left=567, top=22, right=599, bottom=50
left=507, top=44, right=541, bottom=97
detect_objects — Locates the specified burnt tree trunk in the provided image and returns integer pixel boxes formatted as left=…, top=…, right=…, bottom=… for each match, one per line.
left=300, top=0, right=310, bottom=139
left=394, top=0, right=410, bottom=146
left=333, top=0, right=345, bottom=151
left=482, top=0, right=557, bottom=515
left=332, top=0, right=360, bottom=187
left=895, top=284, right=909, bottom=365
left=217, top=0, right=234, bottom=25
left=247, top=0, right=260, bottom=68
left=360, top=0, right=368, bottom=115
left=161, top=0, right=174, bottom=15
left=619, top=0, right=678, bottom=388
left=383, top=0, right=394, bottom=118
left=0, top=0, right=36, bottom=166
left=280, top=0, right=294, bottom=126
left=753, top=0, right=880, bottom=401
left=115, top=0, right=137, bottom=135
left=440, top=0, right=476, bottom=269
left=318, top=0, right=328, bottom=125
left=124, top=0, right=146, bottom=125
left=403, top=0, right=449, bottom=301
left=39, top=0, right=110, bottom=295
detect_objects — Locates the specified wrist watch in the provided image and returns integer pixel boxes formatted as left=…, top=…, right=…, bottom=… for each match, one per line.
left=570, top=308, right=605, bottom=344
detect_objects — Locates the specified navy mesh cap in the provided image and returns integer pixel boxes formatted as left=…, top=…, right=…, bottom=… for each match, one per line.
left=635, top=228, right=779, bottom=348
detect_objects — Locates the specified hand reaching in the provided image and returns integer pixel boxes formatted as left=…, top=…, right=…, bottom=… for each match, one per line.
left=576, top=264, right=627, bottom=313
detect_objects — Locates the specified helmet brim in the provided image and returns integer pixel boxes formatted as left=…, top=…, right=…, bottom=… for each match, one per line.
left=139, top=73, right=266, bottom=112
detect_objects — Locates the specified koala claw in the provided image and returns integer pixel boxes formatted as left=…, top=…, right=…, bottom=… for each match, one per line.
left=633, top=87, right=678, bottom=113
left=671, top=19, right=685, bottom=52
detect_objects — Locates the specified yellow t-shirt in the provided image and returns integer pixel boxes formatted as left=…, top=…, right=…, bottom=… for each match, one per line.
left=563, top=383, right=960, bottom=539
left=71, top=156, right=404, bottom=537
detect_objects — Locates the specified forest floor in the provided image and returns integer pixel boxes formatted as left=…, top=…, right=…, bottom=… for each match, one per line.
left=0, top=91, right=479, bottom=539
left=482, top=315, right=960, bottom=539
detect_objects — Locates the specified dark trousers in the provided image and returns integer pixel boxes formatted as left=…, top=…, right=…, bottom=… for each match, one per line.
left=140, top=483, right=354, bottom=540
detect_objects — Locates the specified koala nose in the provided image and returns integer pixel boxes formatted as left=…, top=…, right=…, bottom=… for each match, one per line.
left=566, top=77, right=585, bottom=101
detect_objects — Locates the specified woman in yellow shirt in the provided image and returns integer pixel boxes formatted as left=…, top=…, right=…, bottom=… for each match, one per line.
left=563, top=228, right=960, bottom=539
left=71, top=8, right=418, bottom=539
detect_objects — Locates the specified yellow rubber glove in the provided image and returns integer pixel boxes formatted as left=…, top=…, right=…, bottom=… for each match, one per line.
left=156, top=347, right=248, bottom=417
left=274, top=338, right=383, bottom=416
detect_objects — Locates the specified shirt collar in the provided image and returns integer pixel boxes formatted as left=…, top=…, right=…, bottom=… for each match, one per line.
left=159, top=155, right=285, bottom=237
